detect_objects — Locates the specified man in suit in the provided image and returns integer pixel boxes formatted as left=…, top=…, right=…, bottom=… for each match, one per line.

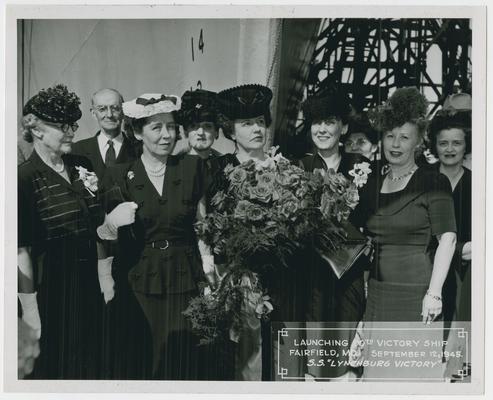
left=72, top=88, right=147, bottom=379
left=72, top=88, right=140, bottom=179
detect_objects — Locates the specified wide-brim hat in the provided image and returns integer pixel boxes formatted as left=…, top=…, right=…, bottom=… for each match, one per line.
left=123, top=93, right=181, bottom=119
left=23, top=84, right=82, bottom=124
left=217, top=84, right=272, bottom=121
left=302, top=91, right=352, bottom=123
left=177, top=89, right=219, bottom=127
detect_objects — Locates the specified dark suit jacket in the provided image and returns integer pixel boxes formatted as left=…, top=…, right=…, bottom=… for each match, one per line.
left=72, top=132, right=141, bottom=180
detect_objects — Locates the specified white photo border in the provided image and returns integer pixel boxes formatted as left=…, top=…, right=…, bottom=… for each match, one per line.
left=2, top=3, right=487, bottom=396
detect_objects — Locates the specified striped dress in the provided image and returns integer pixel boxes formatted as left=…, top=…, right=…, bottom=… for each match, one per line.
left=18, top=150, right=105, bottom=379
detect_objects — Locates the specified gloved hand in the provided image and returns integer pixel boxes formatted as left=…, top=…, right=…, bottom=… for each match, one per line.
left=97, top=202, right=138, bottom=240
left=18, top=318, right=40, bottom=378
left=202, top=254, right=217, bottom=289
left=98, top=257, right=115, bottom=304
left=18, top=292, right=41, bottom=340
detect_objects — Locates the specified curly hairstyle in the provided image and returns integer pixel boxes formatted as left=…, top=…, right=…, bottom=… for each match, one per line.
left=369, top=87, right=429, bottom=138
left=428, top=111, right=471, bottom=157
left=218, top=112, right=272, bottom=140
left=20, top=113, right=41, bottom=143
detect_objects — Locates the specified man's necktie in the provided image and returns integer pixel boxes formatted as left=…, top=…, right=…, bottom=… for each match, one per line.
left=105, top=140, right=116, bottom=167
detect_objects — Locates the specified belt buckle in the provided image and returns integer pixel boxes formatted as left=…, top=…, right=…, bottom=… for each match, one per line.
left=155, top=240, right=169, bottom=250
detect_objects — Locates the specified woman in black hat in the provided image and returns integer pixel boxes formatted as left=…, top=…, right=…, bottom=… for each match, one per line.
left=178, top=89, right=222, bottom=162
left=360, top=87, right=457, bottom=379
left=206, top=83, right=298, bottom=381
left=96, top=93, right=209, bottom=380
left=18, top=84, right=106, bottom=378
left=298, top=91, right=371, bottom=380
left=343, top=112, right=379, bottom=162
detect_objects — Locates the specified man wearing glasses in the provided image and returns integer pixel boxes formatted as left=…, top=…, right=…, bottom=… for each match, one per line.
left=72, top=88, right=140, bottom=179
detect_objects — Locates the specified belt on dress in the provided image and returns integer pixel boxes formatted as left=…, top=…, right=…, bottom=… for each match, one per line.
left=145, top=239, right=190, bottom=250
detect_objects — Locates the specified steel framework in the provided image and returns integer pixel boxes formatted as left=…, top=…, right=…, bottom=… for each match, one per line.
left=306, top=18, right=471, bottom=114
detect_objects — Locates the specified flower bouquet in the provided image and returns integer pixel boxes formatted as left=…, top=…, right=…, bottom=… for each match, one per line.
left=183, top=147, right=361, bottom=344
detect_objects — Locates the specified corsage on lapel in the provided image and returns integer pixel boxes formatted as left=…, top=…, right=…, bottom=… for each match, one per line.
left=349, top=162, right=372, bottom=188
left=127, top=170, right=135, bottom=180
left=75, top=166, right=98, bottom=196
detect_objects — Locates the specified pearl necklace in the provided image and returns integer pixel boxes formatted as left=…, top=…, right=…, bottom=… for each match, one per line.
left=141, top=156, right=166, bottom=177
left=388, top=166, right=418, bottom=181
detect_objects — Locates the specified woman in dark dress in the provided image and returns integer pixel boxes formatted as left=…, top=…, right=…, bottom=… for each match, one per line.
left=428, top=93, right=472, bottom=378
left=298, top=92, right=371, bottom=380
left=361, top=88, right=457, bottom=380
left=97, top=93, right=208, bottom=380
left=206, top=84, right=295, bottom=381
left=18, top=84, right=105, bottom=379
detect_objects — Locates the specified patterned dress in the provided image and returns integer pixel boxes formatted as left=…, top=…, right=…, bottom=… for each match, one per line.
left=18, top=150, right=104, bottom=379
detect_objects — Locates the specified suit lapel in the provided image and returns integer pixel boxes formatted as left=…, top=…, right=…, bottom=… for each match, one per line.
left=88, top=134, right=105, bottom=177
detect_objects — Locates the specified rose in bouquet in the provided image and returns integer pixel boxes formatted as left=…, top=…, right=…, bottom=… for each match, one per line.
left=185, top=147, right=360, bottom=344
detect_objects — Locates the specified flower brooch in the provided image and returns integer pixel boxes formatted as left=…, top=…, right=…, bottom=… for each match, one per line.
left=75, top=166, right=98, bottom=196
left=349, top=162, right=372, bottom=188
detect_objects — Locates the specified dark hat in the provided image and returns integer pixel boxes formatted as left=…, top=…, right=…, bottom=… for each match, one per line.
left=23, top=84, right=82, bottom=124
left=178, top=89, right=219, bottom=127
left=347, top=112, right=379, bottom=144
left=302, top=91, right=352, bottom=123
left=217, top=84, right=272, bottom=122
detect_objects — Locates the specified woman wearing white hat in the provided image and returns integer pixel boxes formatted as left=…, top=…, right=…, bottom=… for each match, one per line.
left=97, top=93, right=209, bottom=379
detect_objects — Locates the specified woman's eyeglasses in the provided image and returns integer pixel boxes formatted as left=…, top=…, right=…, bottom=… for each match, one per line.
left=44, top=121, right=79, bottom=133
left=344, top=138, right=370, bottom=148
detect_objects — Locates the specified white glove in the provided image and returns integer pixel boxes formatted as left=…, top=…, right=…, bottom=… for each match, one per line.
left=202, top=254, right=217, bottom=289
left=18, top=318, right=40, bottom=378
left=98, top=257, right=115, bottom=304
left=97, top=202, right=138, bottom=240
left=18, top=292, right=41, bottom=340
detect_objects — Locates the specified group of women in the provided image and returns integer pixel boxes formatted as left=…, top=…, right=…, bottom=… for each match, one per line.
left=17, top=82, right=471, bottom=381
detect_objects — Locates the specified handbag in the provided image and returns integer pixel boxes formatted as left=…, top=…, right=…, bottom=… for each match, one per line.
left=318, top=221, right=369, bottom=279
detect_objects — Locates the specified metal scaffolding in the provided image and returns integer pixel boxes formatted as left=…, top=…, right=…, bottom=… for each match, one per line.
left=306, top=18, right=471, bottom=114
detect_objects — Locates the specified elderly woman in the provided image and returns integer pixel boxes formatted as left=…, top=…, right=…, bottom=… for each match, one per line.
left=361, top=88, right=457, bottom=379
left=18, top=84, right=105, bottom=378
left=96, top=93, right=209, bottom=380
left=429, top=93, right=472, bottom=378
left=178, top=89, right=222, bottom=162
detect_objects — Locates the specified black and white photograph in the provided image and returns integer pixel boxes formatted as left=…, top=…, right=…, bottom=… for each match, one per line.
left=2, top=2, right=488, bottom=396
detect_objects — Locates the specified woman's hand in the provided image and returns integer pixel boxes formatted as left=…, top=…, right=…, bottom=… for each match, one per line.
left=422, top=291, right=442, bottom=324
left=97, top=202, right=138, bottom=240
left=202, top=255, right=217, bottom=289
left=18, top=318, right=40, bottom=379
left=97, top=257, right=115, bottom=304
left=107, top=202, right=138, bottom=227
left=349, top=321, right=364, bottom=367
left=462, top=241, right=471, bottom=261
